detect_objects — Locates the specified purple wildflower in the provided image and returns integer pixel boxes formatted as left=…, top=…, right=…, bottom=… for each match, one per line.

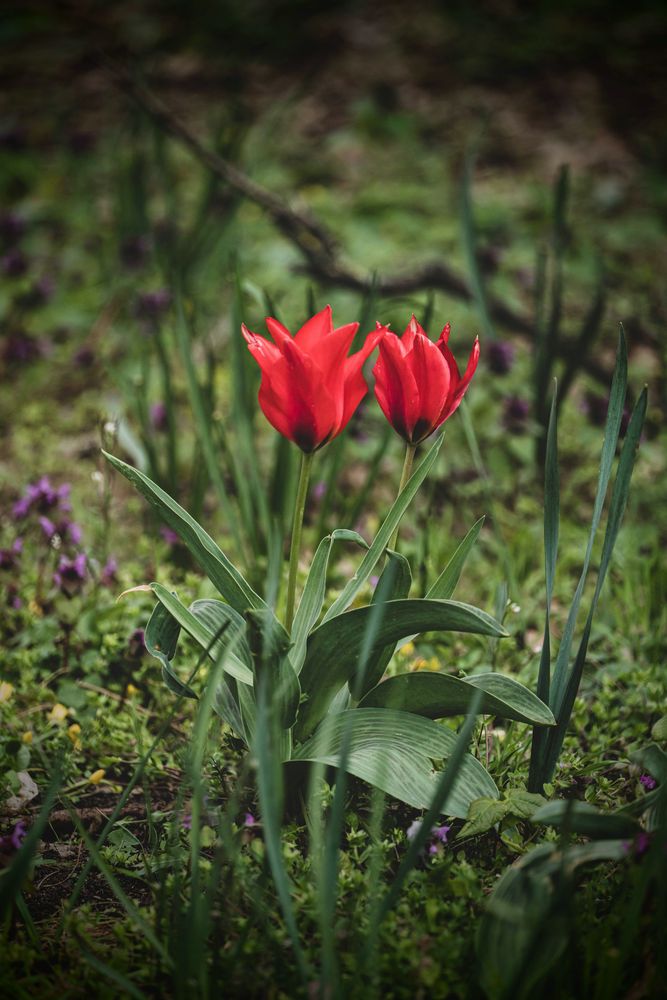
left=244, top=812, right=256, bottom=827
left=39, top=515, right=57, bottom=540
left=100, top=556, right=118, bottom=587
left=120, top=235, right=150, bottom=271
left=150, top=402, right=168, bottom=432
left=54, top=552, right=87, bottom=596
left=0, top=538, right=22, bottom=571
left=136, top=289, right=172, bottom=322
left=74, top=345, right=95, bottom=368
left=486, top=341, right=515, bottom=375
left=0, top=211, right=26, bottom=246
left=640, top=774, right=657, bottom=791
left=128, top=628, right=146, bottom=658
left=3, top=329, right=42, bottom=364
left=13, top=477, right=71, bottom=519
left=582, top=392, right=630, bottom=437
left=1, top=248, right=28, bottom=277
left=160, top=526, right=180, bottom=547
left=19, top=275, right=55, bottom=309
left=182, top=814, right=192, bottom=830
left=503, top=395, right=530, bottom=433
left=11, top=821, right=27, bottom=850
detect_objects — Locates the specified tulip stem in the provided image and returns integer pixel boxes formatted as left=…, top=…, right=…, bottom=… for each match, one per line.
left=389, top=443, right=418, bottom=551
left=285, top=450, right=314, bottom=634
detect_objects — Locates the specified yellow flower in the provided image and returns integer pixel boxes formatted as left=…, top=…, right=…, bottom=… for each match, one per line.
left=67, top=723, right=82, bottom=749
left=22, top=731, right=33, bottom=745
left=0, top=681, right=14, bottom=703
left=47, top=703, right=69, bottom=723
left=126, top=683, right=139, bottom=697
left=88, top=769, right=105, bottom=785
left=401, top=642, right=416, bottom=657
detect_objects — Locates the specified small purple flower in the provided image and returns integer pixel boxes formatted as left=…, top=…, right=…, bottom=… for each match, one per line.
left=54, top=552, right=87, bottom=596
left=1, top=248, right=28, bottom=277
left=432, top=824, right=451, bottom=843
left=19, top=275, right=55, bottom=309
left=136, top=289, right=172, bottom=322
left=182, top=813, right=192, bottom=830
left=0, top=211, right=26, bottom=246
left=150, top=402, right=168, bottom=432
left=312, top=481, right=327, bottom=502
left=128, top=628, right=146, bottom=658
left=160, top=526, right=180, bottom=547
left=74, top=345, right=95, bottom=368
left=100, top=556, right=118, bottom=587
left=503, top=395, right=530, bottom=433
left=39, top=515, right=57, bottom=540
left=0, top=537, right=22, bottom=571
left=13, top=477, right=71, bottom=519
left=486, top=341, right=515, bottom=375
left=3, top=329, right=42, bottom=364
left=120, top=235, right=150, bottom=271
left=244, top=812, right=256, bottom=827
left=66, top=522, right=83, bottom=545
left=11, top=821, right=27, bottom=850
left=582, top=392, right=630, bottom=438
left=640, top=774, right=657, bottom=791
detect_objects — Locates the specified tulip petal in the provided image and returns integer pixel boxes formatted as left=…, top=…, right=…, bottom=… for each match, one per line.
left=337, top=327, right=386, bottom=433
left=374, top=333, right=420, bottom=442
left=265, top=316, right=294, bottom=351
left=293, top=305, right=334, bottom=353
left=404, top=334, right=451, bottom=442
left=401, top=315, right=427, bottom=353
left=438, top=336, right=480, bottom=422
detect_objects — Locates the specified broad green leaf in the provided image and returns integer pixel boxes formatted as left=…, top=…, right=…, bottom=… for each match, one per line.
left=190, top=599, right=253, bottom=668
left=296, top=598, right=507, bottom=741
left=651, top=716, right=667, bottom=742
left=532, top=800, right=640, bottom=839
left=291, top=528, right=368, bottom=674
left=360, top=671, right=555, bottom=727
left=322, top=432, right=445, bottom=622
left=150, top=583, right=253, bottom=685
left=102, top=451, right=265, bottom=616
left=245, top=609, right=300, bottom=731
left=503, top=789, right=547, bottom=820
left=355, top=550, right=412, bottom=699
left=144, top=599, right=196, bottom=700
left=292, top=708, right=498, bottom=818
left=458, top=797, right=509, bottom=839
left=427, top=516, right=485, bottom=600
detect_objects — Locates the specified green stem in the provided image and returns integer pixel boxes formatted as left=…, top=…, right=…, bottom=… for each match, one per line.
left=285, top=450, right=314, bottom=633
left=388, top=442, right=417, bottom=551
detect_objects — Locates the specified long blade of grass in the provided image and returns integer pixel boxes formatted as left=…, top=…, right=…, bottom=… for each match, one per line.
left=549, top=327, right=627, bottom=714
left=528, top=383, right=560, bottom=790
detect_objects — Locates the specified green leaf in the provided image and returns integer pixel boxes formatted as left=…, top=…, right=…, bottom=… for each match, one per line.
left=245, top=609, right=300, bottom=732
left=144, top=599, right=197, bottom=699
left=296, top=598, right=507, bottom=741
left=292, top=708, right=498, bottom=818
left=322, top=432, right=445, bottom=622
left=102, top=451, right=265, bottom=616
left=427, top=516, right=485, bottom=600
left=458, top=797, right=509, bottom=839
left=360, top=671, right=555, bottom=727
left=651, top=716, right=667, bottom=742
left=150, top=583, right=253, bottom=685
left=291, top=529, right=368, bottom=674
left=532, top=800, right=640, bottom=839
left=355, top=550, right=413, bottom=699
left=503, top=789, right=547, bottom=820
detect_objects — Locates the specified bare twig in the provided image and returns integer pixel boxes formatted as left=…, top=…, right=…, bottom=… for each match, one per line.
left=112, top=65, right=617, bottom=390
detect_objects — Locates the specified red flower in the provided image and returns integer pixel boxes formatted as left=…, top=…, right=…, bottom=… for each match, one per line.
left=242, top=305, right=386, bottom=452
left=373, top=317, right=479, bottom=444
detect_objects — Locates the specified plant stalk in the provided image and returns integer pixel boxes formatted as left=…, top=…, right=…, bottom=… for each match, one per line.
left=388, top=442, right=417, bottom=551
left=285, top=450, right=313, bottom=633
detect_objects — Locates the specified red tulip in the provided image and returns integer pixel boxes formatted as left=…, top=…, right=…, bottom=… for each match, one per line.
left=243, top=305, right=386, bottom=453
left=373, top=317, right=479, bottom=444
